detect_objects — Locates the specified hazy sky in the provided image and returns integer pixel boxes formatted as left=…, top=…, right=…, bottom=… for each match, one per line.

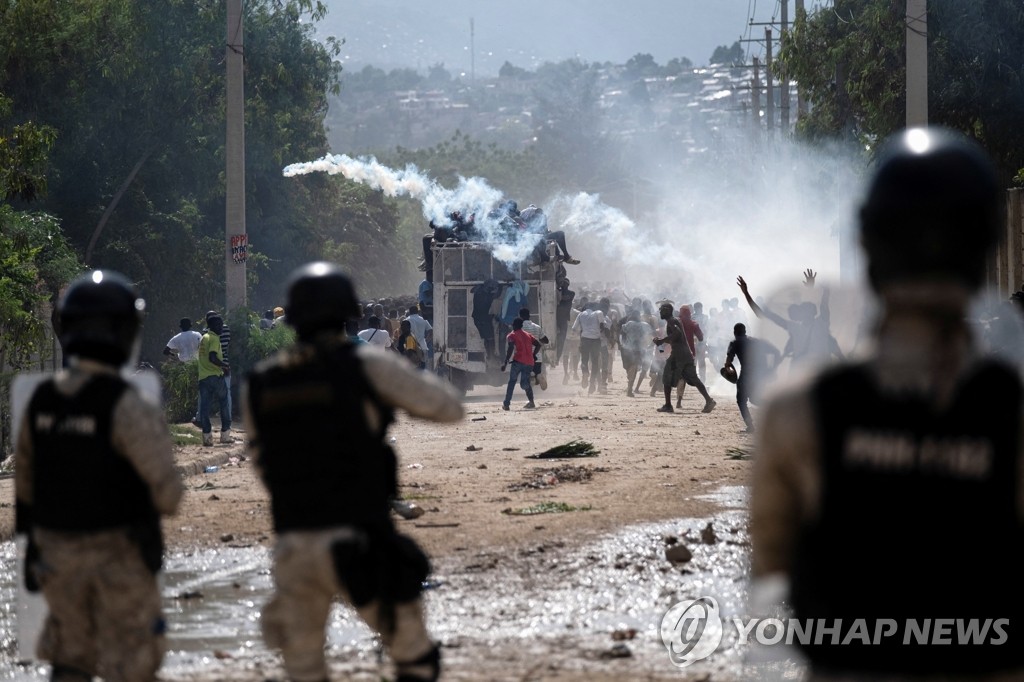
left=316, top=0, right=785, bottom=76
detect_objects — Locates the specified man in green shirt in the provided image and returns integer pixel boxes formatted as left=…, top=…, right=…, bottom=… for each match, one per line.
left=198, top=314, right=231, bottom=446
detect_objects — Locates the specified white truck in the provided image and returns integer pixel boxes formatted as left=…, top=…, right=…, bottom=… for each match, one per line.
left=430, top=240, right=560, bottom=393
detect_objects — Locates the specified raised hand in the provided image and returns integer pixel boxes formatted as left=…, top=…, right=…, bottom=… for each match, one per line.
left=803, top=268, right=817, bottom=287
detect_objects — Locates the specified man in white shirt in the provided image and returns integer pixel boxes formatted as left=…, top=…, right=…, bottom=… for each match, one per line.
left=357, top=315, right=393, bottom=350
left=518, top=307, right=549, bottom=390
left=404, top=305, right=433, bottom=368
left=571, top=302, right=606, bottom=394
left=163, top=318, right=202, bottom=362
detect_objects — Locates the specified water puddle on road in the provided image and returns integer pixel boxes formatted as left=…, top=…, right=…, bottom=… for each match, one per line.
left=0, top=486, right=807, bottom=680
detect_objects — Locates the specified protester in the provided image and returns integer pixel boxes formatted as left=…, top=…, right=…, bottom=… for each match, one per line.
left=16, top=270, right=183, bottom=681
left=751, top=127, right=1023, bottom=678
left=618, top=310, right=653, bottom=397
left=501, top=317, right=540, bottom=410
left=518, top=307, right=549, bottom=390
left=244, top=261, right=463, bottom=682
left=163, top=317, right=202, bottom=362
left=396, top=319, right=426, bottom=369
left=675, top=304, right=705, bottom=408
left=571, top=300, right=607, bottom=395
left=358, top=315, right=394, bottom=350
left=653, top=302, right=715, bottom=414
left=198, top=313, right=232, bottom=446
left=404, top=305, right=433, bottom=369
left=260, top=310, right=276, bottom=330
left=722, top=322, right=780, bottom=432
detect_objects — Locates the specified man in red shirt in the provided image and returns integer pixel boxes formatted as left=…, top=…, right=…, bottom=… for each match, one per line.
left=501, top=317, right=541, bottom=410
left=676, top=305, right=705, bottom=408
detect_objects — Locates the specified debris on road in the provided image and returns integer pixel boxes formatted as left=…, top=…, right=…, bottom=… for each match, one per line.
left=527, top=440, right=600, bottom=459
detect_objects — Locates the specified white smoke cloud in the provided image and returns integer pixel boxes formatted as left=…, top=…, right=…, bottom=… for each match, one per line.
left=283, top=137, right=869, bottom=316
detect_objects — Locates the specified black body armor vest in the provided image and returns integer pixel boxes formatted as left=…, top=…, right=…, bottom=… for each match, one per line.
left=30, top=375, right=157, bottom=531
left=791, top=360, right=1024, bottom=674
left=248, top=341, right=396, bottom=533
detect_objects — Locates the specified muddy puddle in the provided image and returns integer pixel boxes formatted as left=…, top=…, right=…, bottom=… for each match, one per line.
left=0, top=486, right=807, bottom=681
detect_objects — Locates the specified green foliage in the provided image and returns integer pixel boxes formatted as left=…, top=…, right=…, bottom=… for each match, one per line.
left=225, top=307, right=295, bottom=382
left=709, top=41, right=745, bottom=67
left=160, top=358, right=199, bottom=424
left=0, top=207, right=80, bottom=368
left=778, top=0, right=1024, bottom=181
left=0, top=0, right=344, bottom=362
left=0, top=94, right=56, bottom=203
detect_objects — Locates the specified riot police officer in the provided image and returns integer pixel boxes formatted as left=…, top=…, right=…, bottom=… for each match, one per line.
left=751, top=128, right=1024, bottom=678
left=15, top=270, right=183, bottom=681
left=243, top=262, right=463, bottom=682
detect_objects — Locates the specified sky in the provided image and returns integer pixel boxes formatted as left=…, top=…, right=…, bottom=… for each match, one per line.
left=315, top=0, right=788, bottom=76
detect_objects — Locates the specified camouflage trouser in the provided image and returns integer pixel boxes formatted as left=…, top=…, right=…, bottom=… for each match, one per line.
left=33, top=528, right=165, bottom=682
left=262, top=528, right=435, bottom=682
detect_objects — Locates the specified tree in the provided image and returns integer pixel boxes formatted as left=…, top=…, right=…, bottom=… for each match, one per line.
left=709, top=41, right=744, bottom=66
left=499, top=61, right=528, bottom=79
left=778, top=0, right=1024, bottom=183
left=623, top=53, right=659, bottom=80
left=0, top=0, right=347, bottom=360
left=664, top=57, right=694, bottom=76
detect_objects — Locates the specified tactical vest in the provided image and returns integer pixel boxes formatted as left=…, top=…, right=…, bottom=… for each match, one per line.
left=30, top=375, right=157, bottom=531
left=247, top=341, right=396, bottom=533
left=791, top=360, right=1024, bottom=674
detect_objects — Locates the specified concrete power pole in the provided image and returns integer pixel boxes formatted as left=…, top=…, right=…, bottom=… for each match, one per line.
left=780, top=0, right=790, bottom=131
left=795, top=0, right=808, bottom=119
left=906, top=0, right=928, bottom=126
left=752, top=56, right=762, bottom=137
left=765, top=28, right=775, bottom=132
left=225, top=0, right=247, bottom=313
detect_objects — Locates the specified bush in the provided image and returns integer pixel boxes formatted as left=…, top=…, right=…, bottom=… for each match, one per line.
left=160, top=359, right=199, bottom=424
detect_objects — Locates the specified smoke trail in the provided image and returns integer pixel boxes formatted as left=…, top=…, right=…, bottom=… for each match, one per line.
left=284, top=153, right=547, bottom=266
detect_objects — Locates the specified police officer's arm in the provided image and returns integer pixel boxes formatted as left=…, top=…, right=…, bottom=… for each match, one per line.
left=112, top=389, right=184, bottom=515
left=750, top=387, right=822, bottom=578
left=357, top=345, right=464, bottom=423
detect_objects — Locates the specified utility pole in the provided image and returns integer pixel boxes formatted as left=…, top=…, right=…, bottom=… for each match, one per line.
left=906, top=0, right=928, bottom=126
left=752, top=56, right=762, bottom=137
left=765, top=28, right=775, bottom=132
left=795, top=0, right=808, bottom=119
left=779, top=1, right=790, bottom=131
left=225, top=0, right=247, bottom=313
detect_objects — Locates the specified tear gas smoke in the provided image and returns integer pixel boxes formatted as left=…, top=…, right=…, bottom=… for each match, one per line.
left=284, top=153, right=545, bottom=265
left=283, top=140, right=873, bottom=367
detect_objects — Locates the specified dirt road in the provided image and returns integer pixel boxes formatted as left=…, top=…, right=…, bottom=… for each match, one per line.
left=1, top=368, right=775, bottom=681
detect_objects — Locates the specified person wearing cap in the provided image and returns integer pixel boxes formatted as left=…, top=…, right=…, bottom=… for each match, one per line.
left=15, top=270, right=183, bottom=681
left=198, top=313, right=231, bottom=446
left=243, top=262, right=462, bottom=682
left=722, top=322, right=780, bottom=433
left=751, top=127, right=1024, bottom=678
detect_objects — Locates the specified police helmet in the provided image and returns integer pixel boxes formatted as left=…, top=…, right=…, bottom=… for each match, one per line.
left=859, top=127, right=1003, bottom=292
left=284, top=262, right=360, bottom=339
left=58, top=270, right=144, bottom=366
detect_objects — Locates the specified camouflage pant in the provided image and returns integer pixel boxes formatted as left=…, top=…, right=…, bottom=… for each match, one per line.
left=33, top=528, right=165, bottom=682
left=262, top=528, right=435, bottom=682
